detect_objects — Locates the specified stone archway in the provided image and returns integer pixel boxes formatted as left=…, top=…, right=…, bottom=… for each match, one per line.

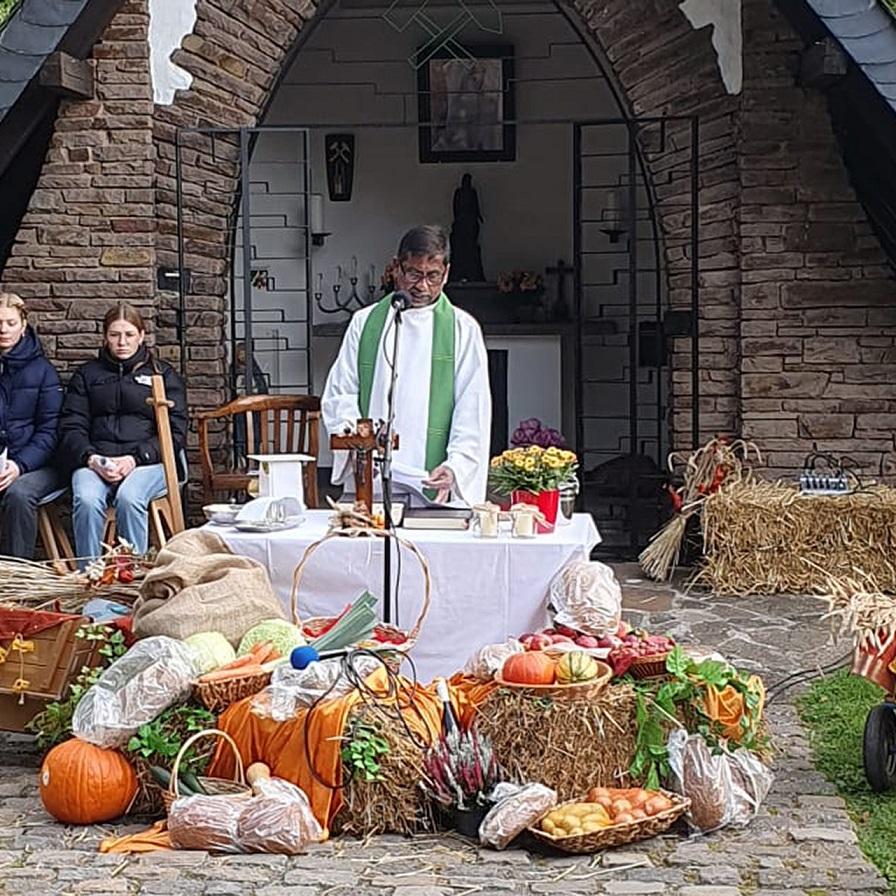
left=5, top=0, right=895, bottom=482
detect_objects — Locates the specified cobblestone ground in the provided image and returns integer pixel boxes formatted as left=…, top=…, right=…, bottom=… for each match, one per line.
left=0, top=568, right=888, bottom=896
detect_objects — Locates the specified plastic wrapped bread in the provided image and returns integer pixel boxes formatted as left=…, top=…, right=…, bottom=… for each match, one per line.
left=479, top=782, right=557, bottom=849
left=237, top=778, right=324, bottom=854
left=169, top=794, right=244, bottom=853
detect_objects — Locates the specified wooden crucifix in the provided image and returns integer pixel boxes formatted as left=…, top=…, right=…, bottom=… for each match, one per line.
left=545, top=258, right=575, bottom=321
left=330, top=419, right=399, bottom=512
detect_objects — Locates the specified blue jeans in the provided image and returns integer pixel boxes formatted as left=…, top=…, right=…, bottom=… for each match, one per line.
left=72, top=464, right=166, bottom=566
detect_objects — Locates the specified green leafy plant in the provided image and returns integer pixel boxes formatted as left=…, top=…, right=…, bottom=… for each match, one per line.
left=341, top=719, right=390, bottom=783
left=28, top=624, right=128, bottom=750
left=630, top=646, right=768, bottom=789
left=124, top=703, right=216, bottom=775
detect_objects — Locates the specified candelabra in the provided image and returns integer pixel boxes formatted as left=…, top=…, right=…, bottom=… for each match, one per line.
left=314, top=258, right=380, bottom=315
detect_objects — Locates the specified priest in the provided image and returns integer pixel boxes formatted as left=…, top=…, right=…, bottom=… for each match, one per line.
left=322, top=225, right=491, bottom=505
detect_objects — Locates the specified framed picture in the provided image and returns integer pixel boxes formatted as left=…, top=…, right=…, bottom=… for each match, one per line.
left=417, top=45, right=515, bottom=163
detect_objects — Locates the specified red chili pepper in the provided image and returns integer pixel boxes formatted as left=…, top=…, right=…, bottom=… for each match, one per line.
left=667, top=484, right=684, bottom=511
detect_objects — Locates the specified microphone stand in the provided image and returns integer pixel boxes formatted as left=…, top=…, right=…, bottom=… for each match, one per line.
left=379, top=299, right=403, bottom=626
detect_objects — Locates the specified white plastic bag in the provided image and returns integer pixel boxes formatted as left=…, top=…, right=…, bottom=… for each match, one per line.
left=550, top=561, right=621, bottom=637
left=251, top=655, right=381, bottom=721
left=238, top=778, right=325, bottom=854
left=463, top=639, right=525, bottom=681
left=72, top=636, right=200, bottom=748
left=479, top=782, right=557, bottom=849
left=667, top=729, right=773, bottom=833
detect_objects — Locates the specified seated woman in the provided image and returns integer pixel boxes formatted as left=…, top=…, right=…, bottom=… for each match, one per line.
left=0, top=293, right=64, bottom=559
left=58, top=304, right=187, bottom=564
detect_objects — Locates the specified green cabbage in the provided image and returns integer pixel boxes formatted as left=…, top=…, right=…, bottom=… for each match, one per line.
left=237, top=619, right=306, bottom=659
left=183, top=631, right=236, bottom=674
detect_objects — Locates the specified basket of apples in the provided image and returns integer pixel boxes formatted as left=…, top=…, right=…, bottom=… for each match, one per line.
left=519, top=623, right=606, bottom=656
left=605, top=625, right=676, bottom=678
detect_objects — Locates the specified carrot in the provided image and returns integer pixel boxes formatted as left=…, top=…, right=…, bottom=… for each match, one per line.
left=199, top=664, right=264, bottom=682
left=211, top=654, right=256, bottom=673
left=248, top=640, right=273, bottom=659
left=252, top=642, right=281, bottom=665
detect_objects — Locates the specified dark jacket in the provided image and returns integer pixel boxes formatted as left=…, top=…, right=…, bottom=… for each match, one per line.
left=58, top=345, right=187, bottom=469
left=0, top=326, right=63, bottom=474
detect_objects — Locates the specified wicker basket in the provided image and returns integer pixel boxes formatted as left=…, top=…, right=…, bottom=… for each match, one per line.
left=162, top=728, right=252, bottom=814
left=528, top=790, right=690, bottom=853
left=192, top=669, right=272, bottom=713
left=493, top=661, right=612, bottom=700
left=628, top=652, right=672, bottom=680
left=290, top=529, right=431, bottom=670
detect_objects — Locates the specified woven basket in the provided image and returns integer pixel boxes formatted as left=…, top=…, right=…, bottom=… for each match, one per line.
left=290, top=529, right=431, bottom=670
left=162, top=728, right=252, bottom=814
left=192, top=669, right=272, bottom=713
left=628, top=652, right=672, bottom=680
left=528, top=790, right=690, bottom=853
left=494, top=660, right=612, bottom=700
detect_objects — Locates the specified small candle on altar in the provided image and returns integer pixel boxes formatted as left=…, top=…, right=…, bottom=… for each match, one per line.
left=310, top=194, right=324, bottom=234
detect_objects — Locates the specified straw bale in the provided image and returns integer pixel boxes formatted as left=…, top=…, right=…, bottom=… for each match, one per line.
left=695, top=481, right=896, bottom=595
left=475, top=684, right=639, bottom=800
left=334, top=707, right=434, bottom=837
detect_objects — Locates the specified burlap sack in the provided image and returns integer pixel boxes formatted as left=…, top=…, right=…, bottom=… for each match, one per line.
left=132, top=529, right=285, bottom=646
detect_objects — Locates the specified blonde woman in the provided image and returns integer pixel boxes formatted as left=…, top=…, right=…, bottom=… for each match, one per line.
left=0, top=293, right=64, bottom=558
left=58, top=304, right=187, bottom=564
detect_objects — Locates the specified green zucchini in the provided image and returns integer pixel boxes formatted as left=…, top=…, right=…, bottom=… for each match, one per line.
left=180, top=771, right=205, bottom=795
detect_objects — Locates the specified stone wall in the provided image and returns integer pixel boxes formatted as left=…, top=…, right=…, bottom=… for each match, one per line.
left=2, top=0, right=895, bottom=490
left=738, top=0, right=896, bottom=479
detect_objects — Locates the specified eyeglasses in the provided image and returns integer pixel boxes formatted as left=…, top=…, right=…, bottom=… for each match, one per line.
left=400, top=264, right=446, bottom=287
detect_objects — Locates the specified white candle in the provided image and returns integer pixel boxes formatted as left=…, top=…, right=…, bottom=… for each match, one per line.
left=310, top=194, right=324, bottom=234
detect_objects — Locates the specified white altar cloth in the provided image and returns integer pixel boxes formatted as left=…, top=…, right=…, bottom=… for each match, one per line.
left=216, top=511, right=600, bottom=682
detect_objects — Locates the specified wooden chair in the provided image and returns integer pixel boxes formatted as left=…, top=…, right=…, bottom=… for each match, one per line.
left=37, top=375, right=186, bottom=569
left=196, top=395, right=321, bottom=508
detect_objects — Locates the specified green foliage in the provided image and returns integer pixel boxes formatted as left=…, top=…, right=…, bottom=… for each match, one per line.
left=124, top=703, right=216, bottom=775
left=341, top=719, right=390, bottom=783
left=0, top=1, right=17, bottom=29
left=27, top=624, right=128, bottom=750
left=798, top=670, right=896, bottom=888
left=630, top=646, right=767, bottom=787
left=883, top=0, right=896, bottom=20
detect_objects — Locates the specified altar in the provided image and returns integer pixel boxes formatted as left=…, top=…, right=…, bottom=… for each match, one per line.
left=215, top=510, right=600, bottom=681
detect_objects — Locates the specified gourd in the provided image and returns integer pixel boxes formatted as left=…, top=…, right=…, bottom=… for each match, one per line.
left=39, top=737, right=138, bottom=825
left=502, top=651, right=556, bottom=685
left=555, top=651, right=599, bottom=684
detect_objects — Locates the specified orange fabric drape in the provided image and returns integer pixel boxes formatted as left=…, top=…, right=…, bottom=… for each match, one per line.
left=99, top=820, right=172, bottom=853
left=207, top=668, right=480, bottom=836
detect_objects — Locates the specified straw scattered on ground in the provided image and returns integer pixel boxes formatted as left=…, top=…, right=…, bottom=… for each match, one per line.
left=693, top=482, right=896, bottom=596
left=475, top=684, right=639, bottom=800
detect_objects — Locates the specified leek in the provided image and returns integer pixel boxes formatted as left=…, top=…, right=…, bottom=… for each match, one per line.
left=311, top=591, right=378, bottom=653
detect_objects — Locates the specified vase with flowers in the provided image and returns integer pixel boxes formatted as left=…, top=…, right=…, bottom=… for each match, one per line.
left=489, top=444, right=579, bottom=533
left=421, top=727, right=502, bottom=837
left=496, top=270, right=545, bottom=322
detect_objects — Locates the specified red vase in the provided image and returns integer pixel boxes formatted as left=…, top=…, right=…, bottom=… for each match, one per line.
left=511, top=489, right=560, bottom=534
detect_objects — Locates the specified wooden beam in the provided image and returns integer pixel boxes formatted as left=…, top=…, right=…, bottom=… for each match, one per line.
left=39, top=52, right=94, bottom=100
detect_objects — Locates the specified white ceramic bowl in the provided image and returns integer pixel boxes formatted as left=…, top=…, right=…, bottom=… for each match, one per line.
left=203, top=503, right=240, bottom=525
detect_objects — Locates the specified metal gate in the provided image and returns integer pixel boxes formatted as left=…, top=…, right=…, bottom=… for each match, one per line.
left=174, top=125, right=314, bottom=397
left=574, top=116, right=699, bottom=556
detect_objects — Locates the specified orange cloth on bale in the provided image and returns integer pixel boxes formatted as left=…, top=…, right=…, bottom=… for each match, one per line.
left=207, top=667, right=484, bottom=837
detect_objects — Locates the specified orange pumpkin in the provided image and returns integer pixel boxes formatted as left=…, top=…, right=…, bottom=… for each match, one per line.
left=39, top=737, right=137, bottom=825
left=502, top=651, right=556, bottom=685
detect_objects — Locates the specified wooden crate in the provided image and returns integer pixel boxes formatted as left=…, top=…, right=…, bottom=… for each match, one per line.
left=0, top=614, right=99, bottom=733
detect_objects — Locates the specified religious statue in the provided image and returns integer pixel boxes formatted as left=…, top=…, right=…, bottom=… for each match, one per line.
left=449, top=173, right=485, bottom=282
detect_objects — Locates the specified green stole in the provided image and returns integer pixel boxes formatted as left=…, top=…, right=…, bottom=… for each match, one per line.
left=357, top=293, right=455, bottom=498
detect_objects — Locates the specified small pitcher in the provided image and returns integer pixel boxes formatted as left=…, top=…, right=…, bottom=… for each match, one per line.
left=471, top=502, right=500, bottom=538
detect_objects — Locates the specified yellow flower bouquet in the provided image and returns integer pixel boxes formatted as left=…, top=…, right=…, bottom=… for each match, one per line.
left=489, top=445, right=579, bottom=496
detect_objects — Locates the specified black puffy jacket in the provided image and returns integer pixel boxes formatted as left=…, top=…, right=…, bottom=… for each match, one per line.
left=0, top=326, right=63, bottom=473
left=58, top=345, right=187, bottom=469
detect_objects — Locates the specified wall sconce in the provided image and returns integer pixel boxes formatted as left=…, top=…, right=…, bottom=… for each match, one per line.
left=600, top=186, right=628, bottom=244
left=310, top=194, right=331, bottom=247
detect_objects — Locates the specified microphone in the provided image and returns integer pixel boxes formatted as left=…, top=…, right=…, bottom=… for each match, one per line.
left=290, top=644, right=393, bottom=670
left=391, top=290, right=412, bottom=312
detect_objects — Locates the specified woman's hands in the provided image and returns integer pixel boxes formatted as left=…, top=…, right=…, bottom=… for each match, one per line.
left=88, top=454, right=137, bottom=483
left=0, top=460, right=20, bottom=492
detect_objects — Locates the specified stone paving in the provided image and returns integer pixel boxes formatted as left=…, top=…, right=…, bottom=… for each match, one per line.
left=0, top=567, right=889, bottom=895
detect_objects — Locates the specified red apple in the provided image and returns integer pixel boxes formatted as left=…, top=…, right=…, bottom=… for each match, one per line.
left=575, top=635, right=600, bottom=649
left=549, top=634, right=574, bottom=644
left=616, top=621, right=631, bottom=638
left=524, top=633, right=553, bottom=651
left=555, top=623, right=579, bottom=638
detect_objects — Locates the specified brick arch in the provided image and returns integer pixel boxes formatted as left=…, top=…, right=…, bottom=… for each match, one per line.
left=154, top=0, right=738, bottom=443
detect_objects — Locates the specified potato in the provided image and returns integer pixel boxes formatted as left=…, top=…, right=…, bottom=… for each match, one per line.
left=541, top=818, right=557, bottom=834
left=568, top=803, right=591, bottom=817
left=631, top=808, right=647, bottom=820
left=644, top=795, right=672, bottom=816
left=629, top=789, right=650, bottom=808
left=586, top=786, right=609, bottom=802
left=610, top=798, right=632, bottom=815
left=582, top=820, right=604, bottom=833
left=613, top=811, right=635, bottom=824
